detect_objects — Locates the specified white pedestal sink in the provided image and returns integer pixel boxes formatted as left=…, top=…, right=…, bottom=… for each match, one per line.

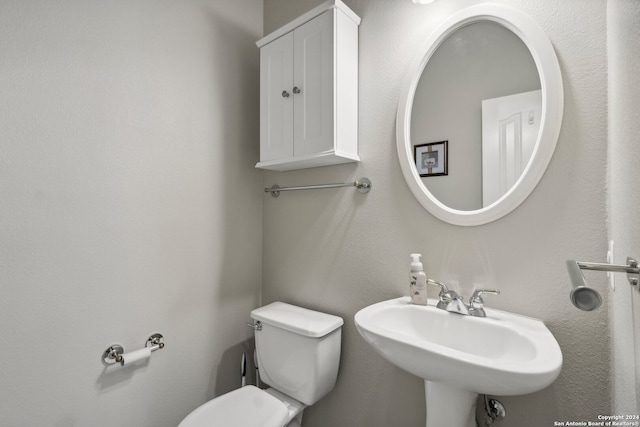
left=354, top=297, right=562, bottom=427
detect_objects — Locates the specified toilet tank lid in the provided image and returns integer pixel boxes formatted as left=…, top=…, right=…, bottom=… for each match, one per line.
left=251, top=302, right=344, bottom=338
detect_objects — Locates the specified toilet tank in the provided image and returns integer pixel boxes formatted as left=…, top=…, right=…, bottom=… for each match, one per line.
left=250, top=302, right=343, bottom=406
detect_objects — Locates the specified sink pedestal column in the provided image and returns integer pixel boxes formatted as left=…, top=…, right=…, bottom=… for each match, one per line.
left=425, top=380, right=477, bottom=427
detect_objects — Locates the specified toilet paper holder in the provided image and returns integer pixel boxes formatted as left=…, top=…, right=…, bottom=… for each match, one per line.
left=103, top=333, right=165, bottom=365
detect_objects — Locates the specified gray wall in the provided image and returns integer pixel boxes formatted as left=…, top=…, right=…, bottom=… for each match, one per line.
left=1, top=0, right=630, bottom=425
left=263, top=0, right=609, bottom=426
left=0, top=1, right=263, bottom=425
left=608, top=0, right=640, bottom=415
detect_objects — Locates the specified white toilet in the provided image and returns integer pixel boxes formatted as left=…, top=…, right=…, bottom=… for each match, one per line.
left=178, top=302, right=344, bottom=427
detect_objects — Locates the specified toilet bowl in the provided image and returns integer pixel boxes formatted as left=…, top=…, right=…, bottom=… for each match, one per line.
left=178, top=302, right=343, bottom=427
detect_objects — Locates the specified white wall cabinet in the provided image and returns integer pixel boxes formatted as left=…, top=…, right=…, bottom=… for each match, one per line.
left=256, top=0, right=360, bottom=171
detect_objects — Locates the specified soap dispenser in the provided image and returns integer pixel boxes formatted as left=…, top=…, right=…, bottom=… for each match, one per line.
left=409, top=253, right=428, bottom=305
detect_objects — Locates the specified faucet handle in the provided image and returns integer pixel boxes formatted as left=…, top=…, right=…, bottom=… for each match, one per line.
left=468, top=289, right=499, bottom=318
left=427, top=279, right=449, bottom=296
left=469, top=289, right=500, bottom=307
left=427, top=279, right=453, bottom=304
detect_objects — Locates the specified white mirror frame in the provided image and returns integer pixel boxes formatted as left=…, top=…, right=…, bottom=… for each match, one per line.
left=396, top=3, right=563, bottom=226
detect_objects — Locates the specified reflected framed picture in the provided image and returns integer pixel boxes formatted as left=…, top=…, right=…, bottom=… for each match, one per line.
left=414, top=141, right=448, bottom=177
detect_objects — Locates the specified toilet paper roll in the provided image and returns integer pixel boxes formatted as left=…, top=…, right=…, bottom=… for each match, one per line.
left=120, top=347, right=152, bottom=366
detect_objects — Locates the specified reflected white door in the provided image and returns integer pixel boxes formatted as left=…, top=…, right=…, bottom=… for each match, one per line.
left=482, top=90, right=541, bottom=207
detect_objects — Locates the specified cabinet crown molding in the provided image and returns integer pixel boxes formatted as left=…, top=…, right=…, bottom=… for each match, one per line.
left=257, top=0, right=360, bottom=48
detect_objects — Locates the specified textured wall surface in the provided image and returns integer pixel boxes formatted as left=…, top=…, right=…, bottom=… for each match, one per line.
left=608, top=0, right=640, bottom=415
left=263, top=0, right=610, bottom=426
left=0, top=1, right=262, bottom=425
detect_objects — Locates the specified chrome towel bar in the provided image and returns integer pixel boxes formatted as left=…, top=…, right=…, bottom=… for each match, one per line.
left=574, top=258, right=640, bottom=279
left=566, top=257, right=639, bottom=311
left=265, top=177, right=372, bottom=198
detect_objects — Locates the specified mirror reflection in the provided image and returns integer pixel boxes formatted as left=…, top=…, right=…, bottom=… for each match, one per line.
left=410, top=21, right=541, bottom=211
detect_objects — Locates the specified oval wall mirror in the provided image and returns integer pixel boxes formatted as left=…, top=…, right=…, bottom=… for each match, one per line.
left=396, top=4, right=563, bottom=226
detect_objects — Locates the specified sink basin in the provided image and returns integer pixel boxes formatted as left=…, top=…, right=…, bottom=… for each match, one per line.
left=354, top=297, right=562, bottom=426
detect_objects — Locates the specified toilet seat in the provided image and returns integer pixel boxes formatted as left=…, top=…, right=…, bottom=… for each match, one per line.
left=178, top=385, right=289, bottom=427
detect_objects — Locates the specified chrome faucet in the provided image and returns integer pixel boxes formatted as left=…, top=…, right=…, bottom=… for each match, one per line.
left=427, top=279, right=500, bottom=317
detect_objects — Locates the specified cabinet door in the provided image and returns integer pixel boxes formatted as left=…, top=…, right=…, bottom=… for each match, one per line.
left=292, top=10, right=334, bottom=157
left=260, top=32, right=294, bottom=162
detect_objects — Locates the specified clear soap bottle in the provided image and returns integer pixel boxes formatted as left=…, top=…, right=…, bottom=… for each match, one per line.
left=409, top=253, right=428, bottom=305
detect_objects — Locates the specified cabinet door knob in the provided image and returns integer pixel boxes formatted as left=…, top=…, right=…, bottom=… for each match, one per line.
left=281, top=90, right=290, bottom=98
left=293, top=86, right=301, bottom=94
